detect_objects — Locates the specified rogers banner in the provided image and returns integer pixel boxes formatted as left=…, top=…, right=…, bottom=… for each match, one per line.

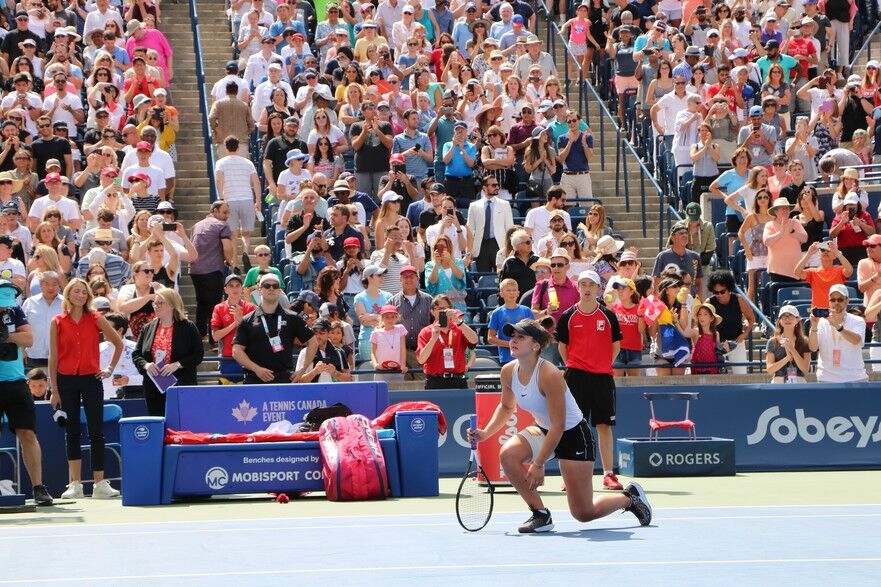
left=393, top=382, right=881, bottom=476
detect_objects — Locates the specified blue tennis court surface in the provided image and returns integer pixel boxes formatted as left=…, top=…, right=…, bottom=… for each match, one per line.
left=1, top=504, right=880, bottom=585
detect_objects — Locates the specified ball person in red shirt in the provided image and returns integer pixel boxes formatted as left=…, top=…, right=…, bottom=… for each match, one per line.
left=556, top=270, right=625, bottom=491
left=49, top=278, right=123, bottom=499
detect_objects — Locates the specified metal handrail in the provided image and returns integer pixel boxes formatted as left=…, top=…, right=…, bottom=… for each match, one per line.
left=189, top=0, right=218, bottom=202
left=849, top=18, right=881, bottom=70
left=619, top=139, right=658, bottom=237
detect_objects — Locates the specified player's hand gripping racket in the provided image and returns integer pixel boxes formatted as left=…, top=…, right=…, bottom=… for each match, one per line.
left=455, top=415, right=494, bottom=531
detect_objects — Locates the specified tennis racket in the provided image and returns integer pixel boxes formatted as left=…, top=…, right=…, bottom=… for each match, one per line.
left=455, top=415, right=494, bottom=532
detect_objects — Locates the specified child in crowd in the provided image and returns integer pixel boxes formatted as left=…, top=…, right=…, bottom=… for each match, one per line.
left=689, top=304, right=723, bottom=375
left=100, top=312, right=144, bottom=399
left=27, top=368, right=49, bottom=401
left=370, top=305, right=408, bottom=380
left=610, top=277, right=645, bottom=377
left=329, top=320, right=355, bottom=371
left=487, top=279, right=534, bottom=364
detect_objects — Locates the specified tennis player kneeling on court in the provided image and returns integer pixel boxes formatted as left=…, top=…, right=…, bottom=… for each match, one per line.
left=470, top=319, right=652, bottom=533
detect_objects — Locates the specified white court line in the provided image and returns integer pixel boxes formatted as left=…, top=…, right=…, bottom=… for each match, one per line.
left=3, top=557, right=881, bottom=584
left=4, top=512, right=881, bottom=542
left=4, top=502, right=881, bottom=533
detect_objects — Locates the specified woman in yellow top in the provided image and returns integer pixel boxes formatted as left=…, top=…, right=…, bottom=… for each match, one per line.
left=334, top=62, right=366, bottom=104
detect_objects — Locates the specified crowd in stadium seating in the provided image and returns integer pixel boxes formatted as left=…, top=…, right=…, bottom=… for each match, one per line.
left=1, top=0, right=879, bottom=394
left=196, top=0, right=881, bottom=386
left=0, top=0, right=180, bottom=388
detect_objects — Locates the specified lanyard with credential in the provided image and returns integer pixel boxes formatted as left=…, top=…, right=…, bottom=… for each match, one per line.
left=260, top=313, right=284, bottom=353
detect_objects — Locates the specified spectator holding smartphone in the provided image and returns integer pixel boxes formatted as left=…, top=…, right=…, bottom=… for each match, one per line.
left=416, top=294, right=478, bottom=390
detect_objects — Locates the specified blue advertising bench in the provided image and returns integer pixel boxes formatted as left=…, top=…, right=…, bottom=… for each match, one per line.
left=118, top=382, right=439, bottom=506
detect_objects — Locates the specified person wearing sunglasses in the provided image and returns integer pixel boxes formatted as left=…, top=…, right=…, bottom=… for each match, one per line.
left=116, top=260, right=160, bottom=339
left=499, top=229, right=540, bottom=295
left=809, top=283, right=868, bottom=383
left=232, top=273, right=319, bottom=384
left=702, top=269, right=755, bottom=375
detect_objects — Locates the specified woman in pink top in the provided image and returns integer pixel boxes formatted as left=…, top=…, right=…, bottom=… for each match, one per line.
left=763, top=198, right=808, bottom=282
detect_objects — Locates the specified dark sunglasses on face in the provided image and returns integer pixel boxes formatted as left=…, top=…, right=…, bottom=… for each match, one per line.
left=712, top=289, right=728, bottom=296
left=95, top=240, right=112, bottom=245
left=261, top=283, right=281, bottom=290
left=139, top=268, right=155, bottom=274
left=550, top=262, right=567, bottom=268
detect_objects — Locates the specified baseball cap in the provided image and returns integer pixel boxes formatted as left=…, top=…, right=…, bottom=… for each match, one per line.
left=45, top=159, right=62, bottom=170
left=685, top=202, right=702, bottom=220
left=379, top=304, right=399, bottom=315
left=45, top=172, right=62, bottom=183
left=343, top=236, right=361, bottom=249
left=778, top=304, right=800, bottom=319
left=0, top=235, right=13, bottom=248
left=381, top=191, right=403, bottom=203
left=400, top=265, right=418, bottom=275
left=749, top=105, right=763, bottom=117
left=864, top=234, right=881, bottom=246
left=454, top=120, right=468, bottom=130
left=502, top=319, right=550, bottom=345
left=92, top=297, right=112, bottom=312
left=829, top=283, right=849, bottom=299
left=226, top=60, right=239, bottom=72
left=136, top=141, right=153, bottom=151
left=512, top=14, right=524, bottom=24
left=296, top=290, right=321, bottom=308
left=577, top=270, right=602, bottom=285
left=362, top=265, right=388, bottom=279
left=402, top=5, right=414, bottom=13
left=224, top=274, right=243, bottom=286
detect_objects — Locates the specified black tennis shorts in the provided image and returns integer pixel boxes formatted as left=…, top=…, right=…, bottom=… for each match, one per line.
left=524, top=419, right=596, bottom=462
left=0, top=379, right=36, bottom=432
left=564, top=368, right=617, bottom=426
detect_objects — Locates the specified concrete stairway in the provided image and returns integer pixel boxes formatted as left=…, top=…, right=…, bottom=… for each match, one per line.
left=536, top=8, right=665, bottom=269
left=159, top=0, right=266, bottom=316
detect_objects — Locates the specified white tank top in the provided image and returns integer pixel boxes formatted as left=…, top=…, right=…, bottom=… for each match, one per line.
left=512, top=358, right=583, bottom=430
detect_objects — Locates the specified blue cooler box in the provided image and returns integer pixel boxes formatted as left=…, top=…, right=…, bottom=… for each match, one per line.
left=617, top=437, right=736, bottom=477
left=395, top=411, right=439, bottom=497
left=120, top=417, right=165, bottom=505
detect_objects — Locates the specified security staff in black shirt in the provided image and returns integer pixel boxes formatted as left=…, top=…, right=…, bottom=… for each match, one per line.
left=232, top=273, right=318, bottom=384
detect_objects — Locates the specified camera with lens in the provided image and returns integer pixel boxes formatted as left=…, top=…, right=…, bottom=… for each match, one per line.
left=0, top=312, right=16, bottom=361
left=392, top=164, right=406, bottom=174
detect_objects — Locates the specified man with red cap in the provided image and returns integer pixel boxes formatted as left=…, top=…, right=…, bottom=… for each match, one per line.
left=122, top=141, right=166, bottom=199
left=27, top=172, right=81, bottom=232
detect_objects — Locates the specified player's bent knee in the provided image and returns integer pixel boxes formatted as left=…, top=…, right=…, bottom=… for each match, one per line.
left=570, top=508, right=599, bottom=523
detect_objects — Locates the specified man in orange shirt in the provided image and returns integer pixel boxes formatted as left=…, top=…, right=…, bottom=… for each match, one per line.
left=794, top=240, right=852, bottom=308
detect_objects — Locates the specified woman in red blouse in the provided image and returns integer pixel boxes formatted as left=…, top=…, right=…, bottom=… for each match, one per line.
left=132, top=287, right=203, bottom=417
left=48, top=278, right=123, bottom=500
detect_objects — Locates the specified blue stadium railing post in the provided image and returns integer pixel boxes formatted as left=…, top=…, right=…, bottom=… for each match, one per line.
left=189, top=0, right=218, bottom=202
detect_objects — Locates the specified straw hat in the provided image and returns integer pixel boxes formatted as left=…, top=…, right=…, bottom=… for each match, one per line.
left=595, top=234, right=625, bottom=258
left=768, top=197, right=793, bottom=217
left=693, top=302, right=722, bottom=326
